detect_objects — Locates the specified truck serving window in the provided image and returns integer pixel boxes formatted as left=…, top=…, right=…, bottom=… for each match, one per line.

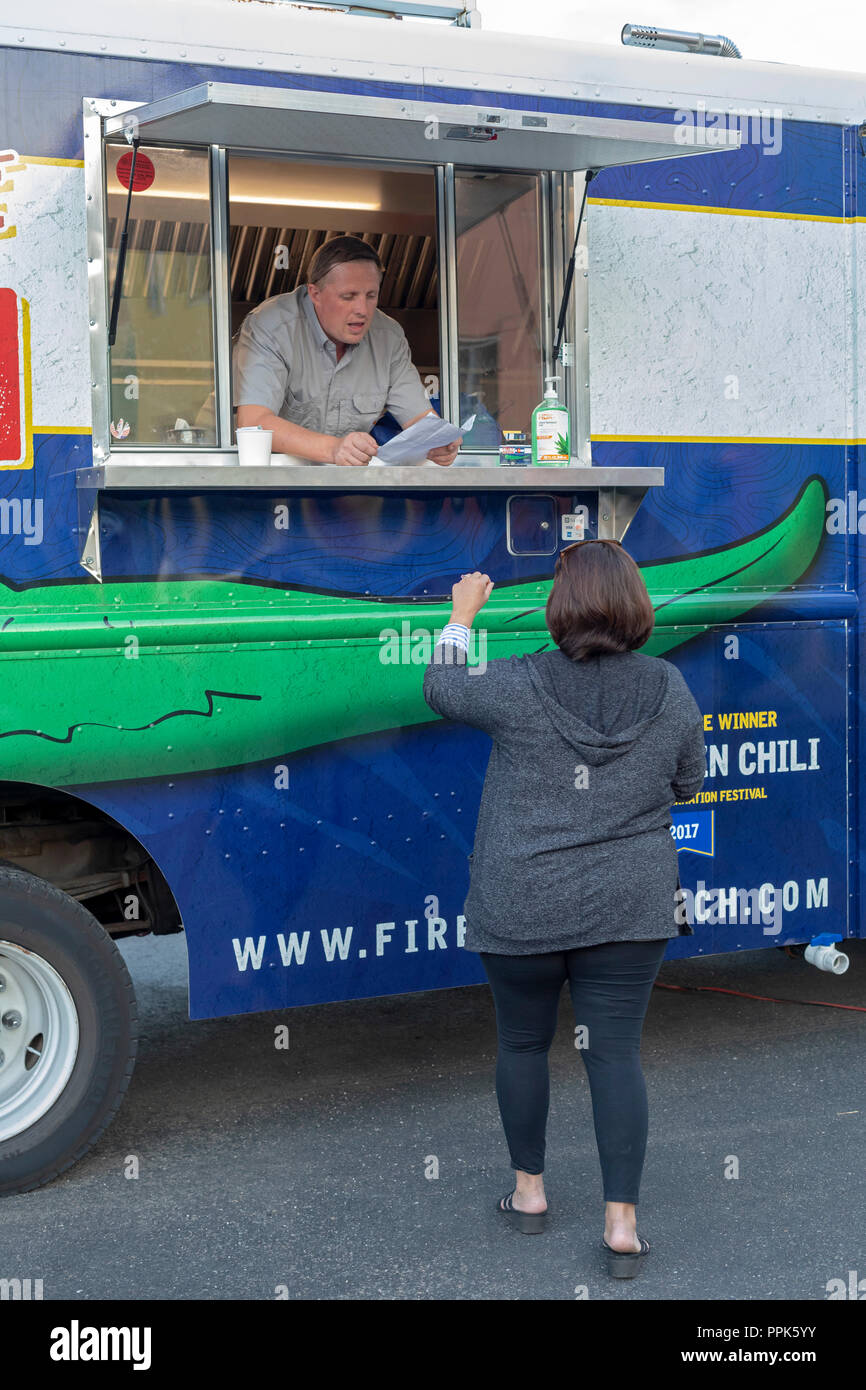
left=226, top=154, right=439, bottom=444
left=90, top=84, right=739, bottom=468
left=105, top=143, right=217, bottom=448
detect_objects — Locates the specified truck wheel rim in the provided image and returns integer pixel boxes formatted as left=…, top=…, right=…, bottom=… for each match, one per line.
left=0, top=941, right=80, bottom=1143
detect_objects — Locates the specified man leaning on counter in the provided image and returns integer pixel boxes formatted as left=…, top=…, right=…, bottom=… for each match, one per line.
left=234, top=236, right=460, bottom=467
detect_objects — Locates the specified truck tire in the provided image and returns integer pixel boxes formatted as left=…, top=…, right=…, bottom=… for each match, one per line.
left=0, top=863, right=137, bottom=1196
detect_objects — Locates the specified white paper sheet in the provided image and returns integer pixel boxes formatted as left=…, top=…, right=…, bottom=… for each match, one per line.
left=368, top=414, right=472, bottom=466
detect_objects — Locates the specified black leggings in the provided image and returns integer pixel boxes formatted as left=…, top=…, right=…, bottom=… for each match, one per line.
left=479, top=937, right=668, bottom=1205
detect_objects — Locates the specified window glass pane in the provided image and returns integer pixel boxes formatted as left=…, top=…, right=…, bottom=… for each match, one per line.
left=455, top=172, right=543, bottom=448
left=105, top=145, right=216, bottom=446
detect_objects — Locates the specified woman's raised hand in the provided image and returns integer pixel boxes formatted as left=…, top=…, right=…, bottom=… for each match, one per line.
left=451, top=571, right=494, bottom=624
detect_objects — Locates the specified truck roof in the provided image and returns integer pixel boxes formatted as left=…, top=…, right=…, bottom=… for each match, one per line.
left=3, top=0, right=866, bottom=123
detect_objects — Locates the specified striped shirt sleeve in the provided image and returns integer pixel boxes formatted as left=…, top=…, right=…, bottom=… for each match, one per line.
left=438, top=622, right=471, bottom=651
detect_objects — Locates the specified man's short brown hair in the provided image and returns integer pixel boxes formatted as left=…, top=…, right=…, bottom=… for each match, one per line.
left=545, top=538, right=655, bottom=661
left=307, top=236, right=383, bottom=285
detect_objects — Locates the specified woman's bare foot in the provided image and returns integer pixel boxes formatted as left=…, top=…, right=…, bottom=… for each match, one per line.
left=604, top=1201, right=641, bottom=1252
left=501, top=1169, right=548, bottom=1214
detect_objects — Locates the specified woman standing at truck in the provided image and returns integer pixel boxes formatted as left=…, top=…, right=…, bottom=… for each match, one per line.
left=422, top=540, right=706, bottom=1278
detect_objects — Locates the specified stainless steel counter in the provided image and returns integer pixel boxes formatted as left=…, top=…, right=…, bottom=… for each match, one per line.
left=75, top=461, right=665, bottom=581
left=77, top=461, right=664, bottom=492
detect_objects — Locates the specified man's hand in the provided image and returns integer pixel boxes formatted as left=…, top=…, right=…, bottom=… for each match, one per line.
left=330, top=431, right=379, bottom=467
left=450, top=571, right=493, bottom=626
left=427, top=437, right=462, bottom=467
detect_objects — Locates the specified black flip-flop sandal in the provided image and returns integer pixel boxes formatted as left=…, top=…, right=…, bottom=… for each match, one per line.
left=497, top=1190, right=549, bottom=1234
left=601, top=1235, right=650, bottom=1278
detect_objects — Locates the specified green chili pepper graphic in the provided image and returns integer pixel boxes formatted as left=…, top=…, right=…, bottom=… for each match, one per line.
left=0, top=476, right=827, bottom=785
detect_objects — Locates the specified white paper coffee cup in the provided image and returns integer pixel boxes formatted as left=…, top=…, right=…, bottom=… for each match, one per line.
left=236, top=427, right=273, bottom=466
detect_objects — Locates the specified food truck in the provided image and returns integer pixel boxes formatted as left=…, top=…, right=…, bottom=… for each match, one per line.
left=0, top=0, right=861, bottom=1194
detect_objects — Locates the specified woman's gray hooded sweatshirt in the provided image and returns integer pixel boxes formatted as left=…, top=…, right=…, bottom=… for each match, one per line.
left=423, top=643, right=706, bottom=954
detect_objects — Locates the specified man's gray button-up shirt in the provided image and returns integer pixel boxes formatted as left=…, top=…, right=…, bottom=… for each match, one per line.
left=233, top=285, right=431, bottom=438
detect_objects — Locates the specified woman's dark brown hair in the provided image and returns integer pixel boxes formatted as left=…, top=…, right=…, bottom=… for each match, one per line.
left=545, top=538, right=655, bottom=661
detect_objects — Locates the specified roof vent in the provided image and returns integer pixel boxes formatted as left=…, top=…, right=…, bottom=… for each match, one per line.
left=622, top=24, right=742, bottom=58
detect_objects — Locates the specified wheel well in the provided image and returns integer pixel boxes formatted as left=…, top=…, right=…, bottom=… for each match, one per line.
left=0, top=782, right=182, bottom=939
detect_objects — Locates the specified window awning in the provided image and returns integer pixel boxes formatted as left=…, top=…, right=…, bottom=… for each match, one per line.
left=102, top=82, right=740, bottom=171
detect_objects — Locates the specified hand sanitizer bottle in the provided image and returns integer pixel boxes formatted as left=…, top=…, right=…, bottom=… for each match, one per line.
left=531, top=377, right=570, bottom=465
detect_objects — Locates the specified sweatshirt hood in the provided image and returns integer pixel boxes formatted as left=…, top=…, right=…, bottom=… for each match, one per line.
left=525, top=651, right=670, bottom=766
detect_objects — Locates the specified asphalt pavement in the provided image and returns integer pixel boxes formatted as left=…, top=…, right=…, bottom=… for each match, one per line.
left=5, top=933, right=865, bottom=1300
